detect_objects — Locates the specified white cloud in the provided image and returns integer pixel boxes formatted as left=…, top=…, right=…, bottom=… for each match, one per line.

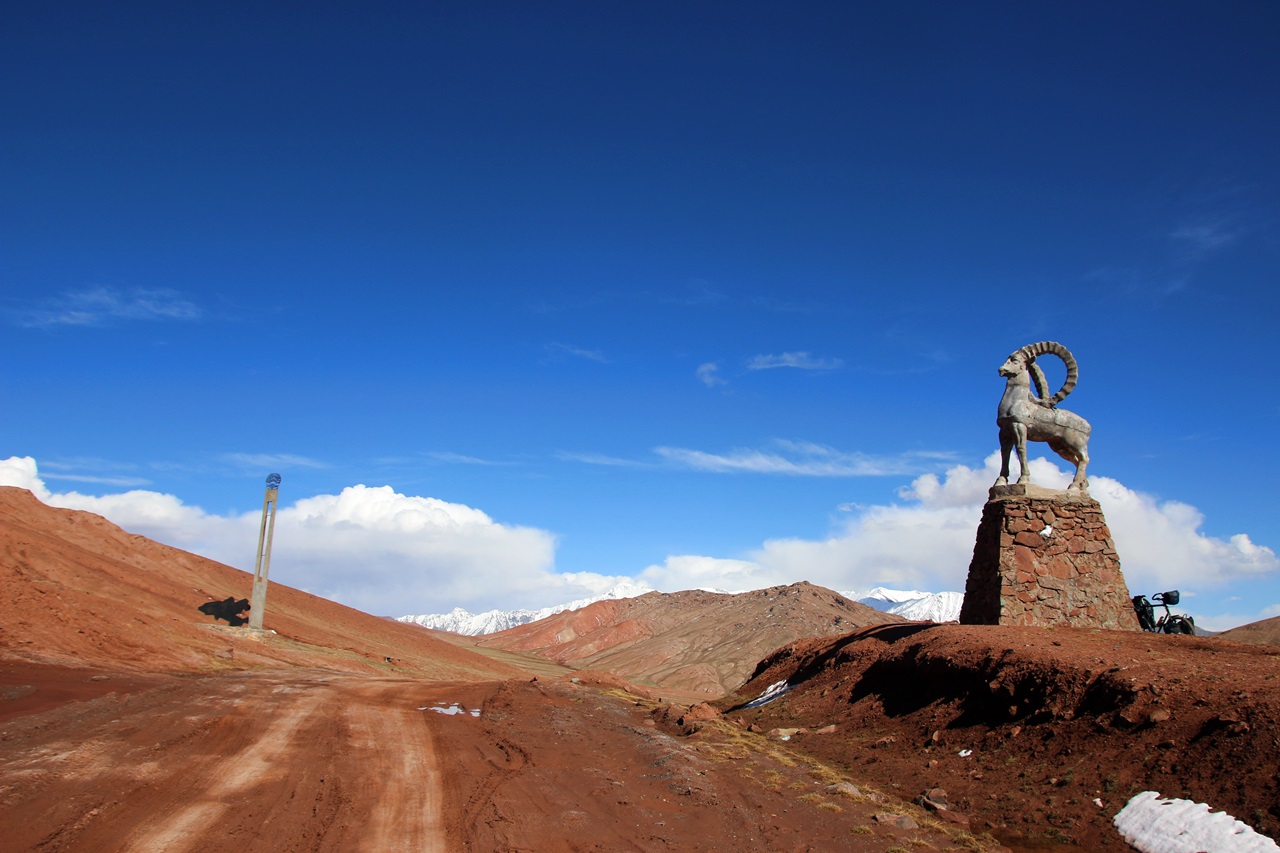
left=543, top=342, right=608, bottom=363
left=654, top=439, right=947, bottom=477
left=1, top=456, right=50, bottom=496
left=263, top=485, right=571, bottom=615
left=639, top=555, right=762, bottom=592
left=222, top=452, right=329, bottom=471
left=746, top=351, right=843, bottom=371
left=0, top=456, right=218, bottom=549
left=1088, top=477, right=1277, bottom=590
left=41, top=472, right=154, bottom=487
left=642, top=452, right=1279, bottom=628
left=696, top=361, right=726, bottom=388
left=0, top=456, right=630, bottom=617
left=1170, top=219, right=1240, bottom=254
left=422, top=451, right=508, bottom=466
left=16, top=286, right=202, bottom=327
left=557, top=451, right=650, bottom=468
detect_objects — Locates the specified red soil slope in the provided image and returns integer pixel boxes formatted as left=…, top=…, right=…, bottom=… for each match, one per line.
left=714, top=622, right=1280, bottom=851
left=473, top=582, right=904, bottom=698
left=1219, top=614, right=1280, bottom=647
left=0, top=486, right=520, bottom=680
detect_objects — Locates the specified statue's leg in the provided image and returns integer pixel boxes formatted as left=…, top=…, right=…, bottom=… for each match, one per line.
left=1049, top=439, right=1081, bottom=488
left=995, top=427, right=1012, bottom=485
left=1014, top=424, right=1030, bottom=484
left=1050, top=435, right=1090, bottom=490
left=1070, top=441, right=1090, bottom=490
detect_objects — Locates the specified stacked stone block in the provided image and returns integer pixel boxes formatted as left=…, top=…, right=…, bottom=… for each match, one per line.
left=959, top=485, right=1140, bottom=631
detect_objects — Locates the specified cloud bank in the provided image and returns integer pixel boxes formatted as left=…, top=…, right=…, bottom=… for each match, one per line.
left=3, top=453, right=1276, bottom=630
left=639, top=453, right=1279, bottom=631
left=0, top=456, right=630, bottom=617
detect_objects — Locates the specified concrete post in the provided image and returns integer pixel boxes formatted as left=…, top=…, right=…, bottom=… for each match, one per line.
left=248, top=473, right=281, bottom=631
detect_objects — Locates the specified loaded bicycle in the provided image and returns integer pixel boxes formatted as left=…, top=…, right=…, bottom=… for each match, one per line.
left=1132, top=590, right=1195, bottom=634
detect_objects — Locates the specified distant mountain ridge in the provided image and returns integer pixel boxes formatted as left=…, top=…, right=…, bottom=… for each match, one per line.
left=845, top=587, right=964, bottom=623
left=400, top=583, right=962, bottom=637
left=397, top=581, right=656, bottom=635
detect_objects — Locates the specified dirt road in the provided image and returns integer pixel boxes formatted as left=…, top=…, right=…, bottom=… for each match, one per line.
left=1, top=668, right=464, bottom=852
left=1, top=664, right=995, bottom=852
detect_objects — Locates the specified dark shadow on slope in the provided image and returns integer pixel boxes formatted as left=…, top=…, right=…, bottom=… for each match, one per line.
left=842, top=641, right=1141, bottom=729
left=727, top=622, right=942, bottom=712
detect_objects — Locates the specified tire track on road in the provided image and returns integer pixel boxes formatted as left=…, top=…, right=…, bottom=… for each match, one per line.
left=124, top=680, right=330, bottom=853
left=343, top=682, right=447, bottom=853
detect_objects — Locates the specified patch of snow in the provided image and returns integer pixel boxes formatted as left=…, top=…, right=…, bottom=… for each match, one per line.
left=397, top=581, right=655, bottom=635
left=743, top=679, right=792, bottom=709
left=422, top=703, right=481, bottom=717
left=1113, top=791, right=1279, bottom=853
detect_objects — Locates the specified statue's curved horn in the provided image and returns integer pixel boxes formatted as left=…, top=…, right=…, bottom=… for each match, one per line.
left=1013, top=341, right=1079, bottom=406
left=1029, top=362, right=1051, bottom=401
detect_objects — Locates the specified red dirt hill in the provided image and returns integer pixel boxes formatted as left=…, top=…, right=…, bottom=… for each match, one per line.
left=472, top=582, right=903, bottom=698
left=0, top=486, right=520, bottom=681
left=712, top=621, right=1280, bottom=851
left=1218, top=614, right=1280, bottom=647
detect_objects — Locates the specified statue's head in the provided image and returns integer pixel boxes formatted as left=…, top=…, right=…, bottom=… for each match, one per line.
left=998, top=351, right=1028, bottom=378
left=999, top=342, right=1080, bottom=407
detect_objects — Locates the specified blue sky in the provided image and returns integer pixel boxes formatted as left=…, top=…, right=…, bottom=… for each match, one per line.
left=3, top=2, right=1278, bottom=628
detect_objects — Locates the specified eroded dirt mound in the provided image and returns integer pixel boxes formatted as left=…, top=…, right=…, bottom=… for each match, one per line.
left=718, top=622, right=1280, bottom=852
left=474, top=581, right=903, bottom=698
left=0, top=486, right=520, bottom=681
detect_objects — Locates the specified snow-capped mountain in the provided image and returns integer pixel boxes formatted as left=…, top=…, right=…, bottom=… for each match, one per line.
left=845, top=586, right=963, bottom=623
left=401, top=582, right=963, bottom=636
left=398, top=581, right=654, bottom=635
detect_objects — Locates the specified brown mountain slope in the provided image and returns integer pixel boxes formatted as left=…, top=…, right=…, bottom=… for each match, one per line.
left=712, top=622, right=1280, bottom=851
left=0, top=486, right=521, bottom=680
left=1217, top=614, right=1280, bottom=646
left=472, top=581, right=904, bottom=698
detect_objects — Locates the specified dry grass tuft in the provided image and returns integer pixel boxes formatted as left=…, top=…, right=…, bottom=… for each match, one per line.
left=766, top=747, right=798, bottom=767
left=806, top=764, right=845, bottom=785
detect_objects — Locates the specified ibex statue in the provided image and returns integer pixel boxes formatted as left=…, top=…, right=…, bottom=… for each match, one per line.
left=994, top=341, right=1091, bottom=491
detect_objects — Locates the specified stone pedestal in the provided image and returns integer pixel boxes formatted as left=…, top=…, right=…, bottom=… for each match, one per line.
left=959, top=484, right=1140, bottom=630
